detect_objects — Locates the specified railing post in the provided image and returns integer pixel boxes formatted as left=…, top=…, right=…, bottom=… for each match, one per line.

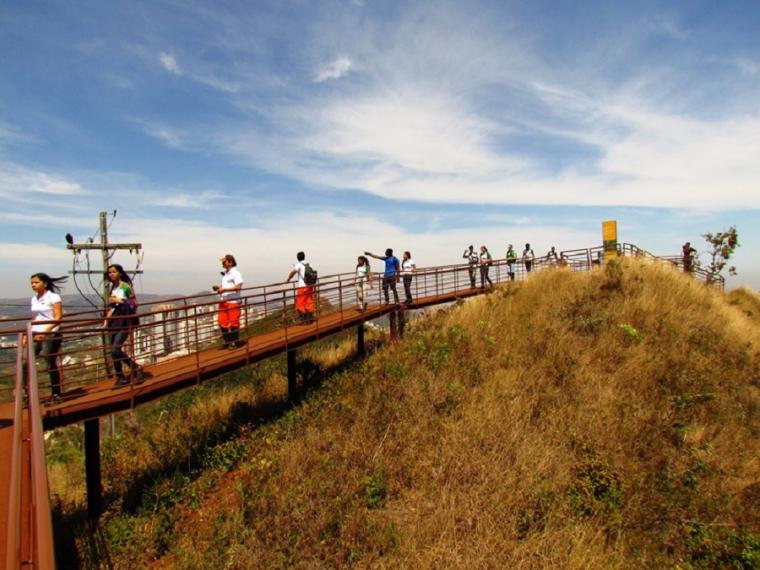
left=338, top=276, right=344, bottom=328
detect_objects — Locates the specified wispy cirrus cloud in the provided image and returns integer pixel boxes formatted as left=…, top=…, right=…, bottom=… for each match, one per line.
left=314, top=56, right=352, bottom=83
left=0, top=161, right=86, bottom=199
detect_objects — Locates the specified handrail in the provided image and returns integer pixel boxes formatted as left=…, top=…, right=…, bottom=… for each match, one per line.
left=5, top=335, right=24, bottom=570
left=0, top=244, right=723, bottom=404
left=5, top=329, right=56, bottom=570
left=25, top=325, right=56, bottom=569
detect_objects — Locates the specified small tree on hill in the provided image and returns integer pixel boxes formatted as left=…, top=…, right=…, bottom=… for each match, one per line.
left=702, top=226, right=739, bottom=284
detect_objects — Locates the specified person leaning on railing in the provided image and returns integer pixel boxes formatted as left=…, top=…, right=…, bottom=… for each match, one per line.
left=26, top=272, right=68, bottom=401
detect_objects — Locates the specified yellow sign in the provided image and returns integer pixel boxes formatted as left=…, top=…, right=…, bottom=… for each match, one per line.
left=602, top=220, right=617, bottom=262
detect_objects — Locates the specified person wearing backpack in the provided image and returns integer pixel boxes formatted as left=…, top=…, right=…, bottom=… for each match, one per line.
left=364, top=248, right=400, bottom=304
left=287, top=251, right=316, bottom=323
left=104, top=263, right=151, bottom=385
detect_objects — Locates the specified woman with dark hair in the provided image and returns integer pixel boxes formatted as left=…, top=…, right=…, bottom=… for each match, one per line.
left=29, top=272, right=67, bottom=400
left=355, top=255, right=372, bottom=311
left=103, top=263, right=147, bottom=386
left=479, top=245, right=493, bottom=288
left=401, top=251, right=416, bottom=304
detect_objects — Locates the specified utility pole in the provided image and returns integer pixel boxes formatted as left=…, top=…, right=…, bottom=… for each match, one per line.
left=65, top=210, right=143, bottom=520
left=67, top=211, right=143, bottom=310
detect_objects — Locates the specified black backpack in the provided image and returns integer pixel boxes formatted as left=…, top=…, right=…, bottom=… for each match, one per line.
left=303, top=263, right=318, bottom=285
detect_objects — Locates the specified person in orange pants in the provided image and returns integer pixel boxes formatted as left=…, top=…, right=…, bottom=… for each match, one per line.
left=213, top=254, right=244, bottom=349
left=287, top=251, right=315, bottom=323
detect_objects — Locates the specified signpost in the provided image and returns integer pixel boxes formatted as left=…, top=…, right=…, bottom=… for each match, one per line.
left=602, top=220, right=618, bottom=262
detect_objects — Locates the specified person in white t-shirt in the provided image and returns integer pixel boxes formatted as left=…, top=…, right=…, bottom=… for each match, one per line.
left=401, top=251, right=417, bottom=304
left=213, top=254, right=244, bottom=349
left=355, top=255, right=372, bottom=311
left=286, top=251, right=315, bottom=323
left=28, top=272, right=68, bottom=400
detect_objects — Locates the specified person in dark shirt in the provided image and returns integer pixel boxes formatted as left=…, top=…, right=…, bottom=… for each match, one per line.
left=682, top=242, right=697, bottom=273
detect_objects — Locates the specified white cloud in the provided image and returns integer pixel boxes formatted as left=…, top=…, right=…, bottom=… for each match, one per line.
left=86, top=212, right=599, bottom=297
left=151, top=190, right=225, bottom=208
left=734, top=58, right=760, bottom=76
left=160, top=51, right=182, bottom=75
left=148, top=126, right=183, bottom=148
left=314, top=56, right=352, bottom=83
left=0, top=162, right=85, bottom=200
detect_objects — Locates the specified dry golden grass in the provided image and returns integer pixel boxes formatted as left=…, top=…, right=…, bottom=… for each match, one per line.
left=72, top=260, right=760, bottom=569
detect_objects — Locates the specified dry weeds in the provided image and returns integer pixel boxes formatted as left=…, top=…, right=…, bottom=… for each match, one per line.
left=62, top=260, right=760, bottom=568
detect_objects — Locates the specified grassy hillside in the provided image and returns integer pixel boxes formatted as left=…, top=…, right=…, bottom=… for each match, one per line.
left=58, top=260, right=760, bottom=568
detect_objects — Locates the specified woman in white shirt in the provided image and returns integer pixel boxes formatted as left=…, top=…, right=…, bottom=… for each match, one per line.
left=401, top=251, right=417, bottom=304
left=355, top=255, right=372, bottom=311
left=29, top=272, right=67, bottom=400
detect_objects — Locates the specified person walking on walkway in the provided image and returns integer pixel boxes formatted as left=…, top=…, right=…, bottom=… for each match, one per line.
left=479, top=245, right=494, bottom=288
left=104, top=264, right=149, bottom=385
left=463, top=245, right=479, bottom=288
left=522, top=243, right=535, bottom=273
left=506, top=244, right=517, bottom=281
left=682, top=242, right=697, bottom=273
left=364, top=248, right=400, bottom=304
left=28, top=272, right=67, bottom=400
left=401, top=251, right=417, bottom=304
left=213, top=254, right=244, bottom=349
left=355, top=255, right=372, bottom=311
left=287, top=251, right=316, bottom=323
left=546, top=246, right=559, bottom=267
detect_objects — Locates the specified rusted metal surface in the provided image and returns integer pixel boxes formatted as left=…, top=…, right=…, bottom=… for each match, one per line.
left=3, top=331, right=56, bottom=570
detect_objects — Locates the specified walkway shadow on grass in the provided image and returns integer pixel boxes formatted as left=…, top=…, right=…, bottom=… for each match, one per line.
left=52, top=343, right=376, bottom=566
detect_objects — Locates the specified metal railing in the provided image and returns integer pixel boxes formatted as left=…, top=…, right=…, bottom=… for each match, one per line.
left=5, top=328, right=56, bottom=570
left=0, top=244, right=722, bottom=404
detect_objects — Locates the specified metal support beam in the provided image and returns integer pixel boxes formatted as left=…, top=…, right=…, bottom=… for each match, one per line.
left=84, top=419, right=102, bottom=519
left=357, top=324, right=365, bottom=356
left=398, top=309, right=406, bottom=337
left=389, top=310, right=398, bottom=339
left=287, top=349, right=297, bottom=403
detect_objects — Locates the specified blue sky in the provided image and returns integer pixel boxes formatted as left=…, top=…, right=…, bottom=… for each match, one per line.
left=1, top=0, right=758, bottom=297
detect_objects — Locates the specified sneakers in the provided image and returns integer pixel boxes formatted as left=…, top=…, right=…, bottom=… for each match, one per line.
left=114, top=375, right=130, bottom=387
left=134, top=368, right=152, bottom=382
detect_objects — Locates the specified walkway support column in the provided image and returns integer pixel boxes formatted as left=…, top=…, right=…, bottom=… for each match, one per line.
left=398, top=308, right=406, bottom=337
left=357, top=324, right=365, bottom=356
left=389, top=310, right=398, bottom=339
left=84, top=418, right=102, bottom=519
left=287, top=349, right=297, bottom=403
